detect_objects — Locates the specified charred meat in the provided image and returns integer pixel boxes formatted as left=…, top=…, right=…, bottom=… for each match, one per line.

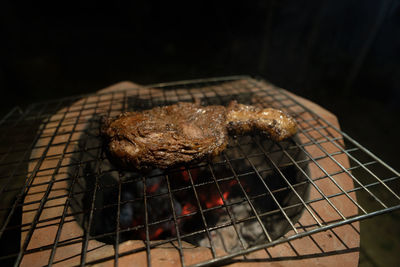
left=101, top=101, right=297, bottom=170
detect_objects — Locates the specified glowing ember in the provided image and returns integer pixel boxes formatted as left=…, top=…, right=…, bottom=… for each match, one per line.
left=150, top=228, right=164, bottom=239
left=202, top=194, right=223, bottom=209
left=181, top=169, right=190, bottom=182
left=146, top=183, right=160, bottom=194
left=178, top=167, right=199, bottom=183
left=181, top=203, right=197, bottom=215
left=116, top=170, right=240, bottom=242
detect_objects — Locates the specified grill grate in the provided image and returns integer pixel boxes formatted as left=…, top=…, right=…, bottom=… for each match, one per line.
left=0, top=76, right=399, bottom=266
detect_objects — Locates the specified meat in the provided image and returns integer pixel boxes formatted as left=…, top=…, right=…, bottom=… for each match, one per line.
left=101, top=102, right=228, bottom=170
left=226, top=101, right=298, bottom=142
left=101, top=101, right=297, bottom=170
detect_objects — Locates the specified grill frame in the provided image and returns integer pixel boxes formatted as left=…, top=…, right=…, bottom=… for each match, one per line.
left=0, top=76, right=399, bottom=266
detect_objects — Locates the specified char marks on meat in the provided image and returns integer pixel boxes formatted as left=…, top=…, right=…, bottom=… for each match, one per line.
left=101, top=101, right=297, bottom=170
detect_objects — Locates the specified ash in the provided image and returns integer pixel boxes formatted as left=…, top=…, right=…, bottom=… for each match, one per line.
left=197, top=195, right=290, bottom=253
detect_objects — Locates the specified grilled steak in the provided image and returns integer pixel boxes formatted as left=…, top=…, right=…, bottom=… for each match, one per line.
left=101, top=101, right=297, bottom=170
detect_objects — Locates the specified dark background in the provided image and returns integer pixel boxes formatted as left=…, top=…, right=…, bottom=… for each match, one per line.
left=1, top=1, right=400, bottom=265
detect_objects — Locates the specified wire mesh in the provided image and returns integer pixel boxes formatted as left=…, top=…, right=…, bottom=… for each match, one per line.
left=0, top=76, right=399, bottom=266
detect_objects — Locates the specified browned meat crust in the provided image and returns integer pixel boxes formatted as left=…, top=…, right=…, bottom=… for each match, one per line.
left=226, top=101, right=297, bottom=142
left=101, top=102, right=228, bottom=169
left=101, top=101, right=297, bottom=170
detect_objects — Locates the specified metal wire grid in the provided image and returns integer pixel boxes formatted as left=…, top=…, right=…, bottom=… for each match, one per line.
left=0, top=76, right=399, bottom=266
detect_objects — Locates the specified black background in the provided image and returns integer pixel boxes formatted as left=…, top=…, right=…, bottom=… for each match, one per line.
left=1, top=1, right=400, bottom=264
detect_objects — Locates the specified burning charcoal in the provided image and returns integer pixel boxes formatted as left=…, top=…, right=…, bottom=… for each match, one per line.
left=78, top=166, right=183, bottom=243
left=116, top=177, right=183, bottom=241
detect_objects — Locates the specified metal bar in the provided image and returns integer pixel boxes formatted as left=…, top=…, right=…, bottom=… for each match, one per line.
left=114, top=179, right=122, bottom=267
left=20, top=171, right=396, bottom=249
left=316, top=132, right=400, bottom=201
left=271, top=80, right=400, bottom=178
left=14, top=169, right=397, bottom=261
left=9, top=102, right=66, bottom=266
left=0, top=135, right=349, bottom=178
left=47, top=162, right=81, bottom=265
left=250, top=82, right=369, bottom=215
left=252, top=137, right=323, bottom=227
left=207, top=164, right=247, bottom=251
left=186, top=167, right=217, bottom=258
left=80, top=93, right=116, bottom=266
left=147, top=75, right=251, bottom=89
left=17, top=154, right=366, bottom=218
left=222, top=152, right=273, bottom=242
left=79, top=163, right=101, bottom=265
left=0, top=102, right=51, bottom=199
left=299, top=118, right=394, bottom=207
left=165, top=174, right=186, bottom=267
left=0, top=106, right=23, bottom=126
left=46, top=95, right=92, bottom=264
left=201, top=79, right=277, bottom=241
left=234, top=139, right=299, bottom=233
left=188, top=204, right=400, bottom=267
left=7, top=76, right=243, bottom=108
left=250, top=94, right=349, bottom=222
left=143, top=176, right=152, bottom=267
left=270, top=83, right=400, bottom=204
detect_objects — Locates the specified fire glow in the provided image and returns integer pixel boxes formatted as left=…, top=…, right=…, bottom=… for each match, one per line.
left=135, top=170, right=239, bottom=240
left=181, top=183, right=235, bottom=215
